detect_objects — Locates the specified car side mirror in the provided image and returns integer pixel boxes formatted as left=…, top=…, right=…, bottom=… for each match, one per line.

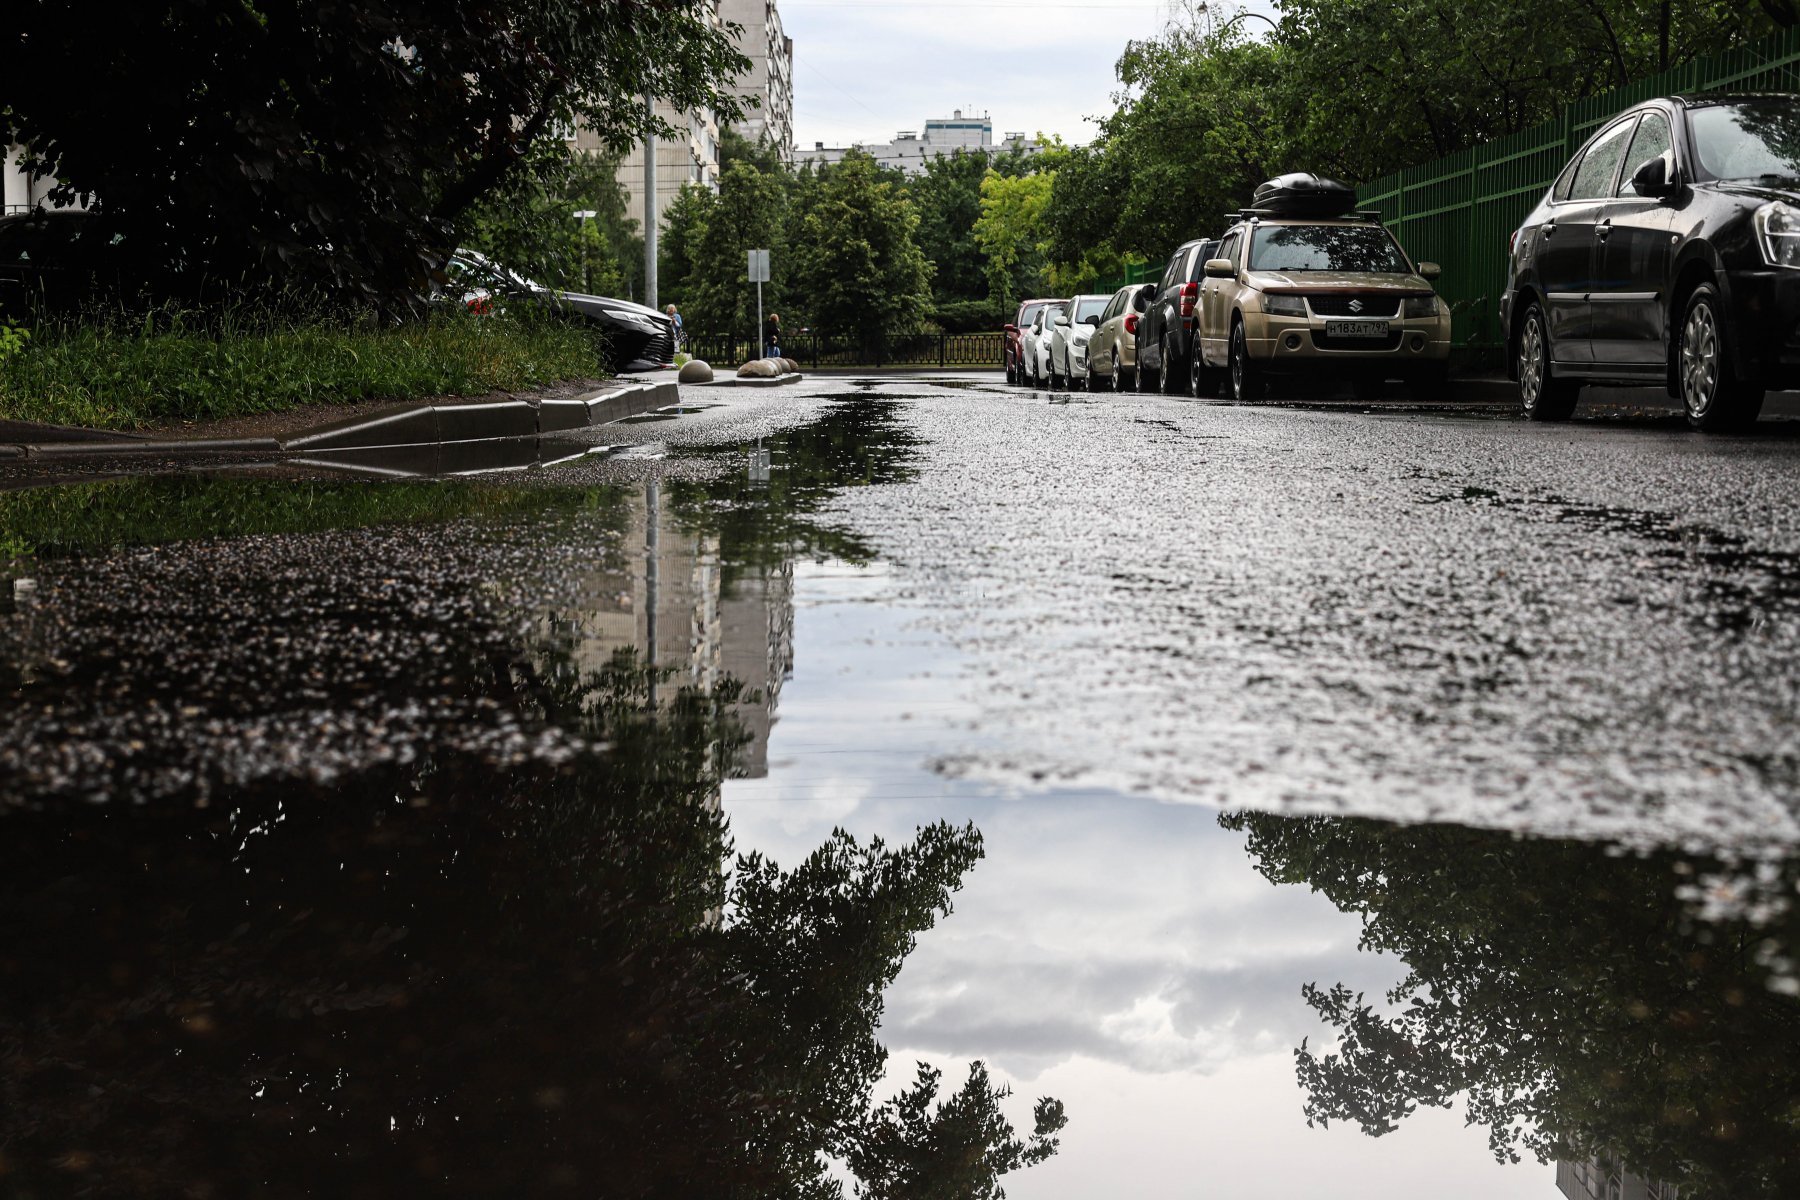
left=1142, top=284, right=1160, bottom=303
left=1003, top=323, right=1018, bottom=333
left=1631, top=151, right=1676, bottom=197
left=1203, top=258, right=1235, bottom=279
left=1084, top=314, right=1101, bottom=326
left=1054, top=313, right=1070, bottom=327
left=1417, top=261, right=1442, bottom=281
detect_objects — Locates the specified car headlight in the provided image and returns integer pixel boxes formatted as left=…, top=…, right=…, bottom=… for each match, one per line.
left=1756, top=201, right=1800, bottom=268
left=1263, top=294, right=1306, bottom=317
left=1402, top=295, right=1443, bottom=318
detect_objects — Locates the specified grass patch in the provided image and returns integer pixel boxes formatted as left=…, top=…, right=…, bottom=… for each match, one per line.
left=0, top=306, right=606, bottom=429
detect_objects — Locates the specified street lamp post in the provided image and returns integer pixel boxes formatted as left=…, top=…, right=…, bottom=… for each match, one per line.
left=573, top=210, right=596, bottom=294
left=1197, top=3, right=1279, bottom=36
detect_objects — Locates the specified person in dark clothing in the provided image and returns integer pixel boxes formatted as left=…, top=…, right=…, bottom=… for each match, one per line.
left=763, top=312, right=780, bottom=358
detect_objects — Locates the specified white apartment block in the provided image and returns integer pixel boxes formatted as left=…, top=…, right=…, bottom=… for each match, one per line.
left=796, top=111, right=1043, bottom=177
left=718, top=0, right=794, bottom=161
left=3, top=147, right=62, bottom=213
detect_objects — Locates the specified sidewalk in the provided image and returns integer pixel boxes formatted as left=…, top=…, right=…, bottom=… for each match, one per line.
left=0, top=377, right=682, bottom=463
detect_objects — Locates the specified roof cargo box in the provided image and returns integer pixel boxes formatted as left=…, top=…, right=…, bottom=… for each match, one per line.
left=1250, top=173, right=1357, bottom=216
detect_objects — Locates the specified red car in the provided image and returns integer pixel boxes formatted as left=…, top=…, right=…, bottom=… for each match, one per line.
left=1004, top=297, right=1061, bottom=386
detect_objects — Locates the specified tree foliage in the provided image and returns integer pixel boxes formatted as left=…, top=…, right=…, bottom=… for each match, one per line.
left=462, top=147, right=644, bottom=298
left=849, top=1061, right=1068, bottom=1200
left=907, top=150, right=994, bottom=304
left=1223, top=809, right=1800, bottom=1199
left=788, top=151, right=934, bottom=354
left=3, top=2, right=748, bottom=303
left=1045, top=0, right=1786, bottom=276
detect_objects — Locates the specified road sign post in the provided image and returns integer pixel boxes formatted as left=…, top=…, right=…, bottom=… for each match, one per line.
left=748, top=248, right=770, bottom=358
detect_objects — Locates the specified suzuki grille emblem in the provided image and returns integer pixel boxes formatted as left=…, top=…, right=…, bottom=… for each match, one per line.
left=1348, top=299, right=1364, bottom=314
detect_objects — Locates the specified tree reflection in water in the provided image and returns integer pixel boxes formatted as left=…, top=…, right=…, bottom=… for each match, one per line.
left=1223, top=811, right=1800, bottom=1199
left=0, top=397, right=1064, bottom=1197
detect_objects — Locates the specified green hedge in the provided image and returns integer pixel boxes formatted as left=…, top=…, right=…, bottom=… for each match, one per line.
left=0, top=307, right=605, bottom=429
left=929, top=298, right=1011, bottom=334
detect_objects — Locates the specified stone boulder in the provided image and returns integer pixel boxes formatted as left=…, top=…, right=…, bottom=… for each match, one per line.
left=737, top=358, right=779, bottom=378
left=677, top=359, right=715, bottom=384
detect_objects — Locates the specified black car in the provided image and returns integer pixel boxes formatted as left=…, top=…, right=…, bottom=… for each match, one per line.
left=1134, top=236, right=1220, bottom=395
left=445, top=250, right=675, bottom=373
left=1502, top=93, right=1800, bottom=429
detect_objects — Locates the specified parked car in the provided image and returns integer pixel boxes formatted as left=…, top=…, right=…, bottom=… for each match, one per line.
left=1194, top=174, right=1450, bottom=401
left=1004, top=297, right=1060, bottom=385
left=1049, top=293, right=1112, bottom=388
left=1087, top=283, right=1151, bottom=391
left=442, top=249, right=675, bottom=372
left=1019, top=302, right=1062, bottom=388
left=1503, top=93, right=1800, bottom=430
left=1135, top=237, right=1221, bottom=394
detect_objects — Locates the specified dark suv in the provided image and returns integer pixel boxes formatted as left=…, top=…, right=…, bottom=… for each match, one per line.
left=1503, top=93, right=1800, bottom=430
left=1135, top=237, right=1220, bottom=395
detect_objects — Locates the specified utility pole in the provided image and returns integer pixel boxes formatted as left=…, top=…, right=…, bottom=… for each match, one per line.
left=643, top=92, right=658, bottom=310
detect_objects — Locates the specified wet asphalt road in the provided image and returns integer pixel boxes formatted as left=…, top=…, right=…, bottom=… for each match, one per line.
left=6, top=370, right=1800, bottom=852
left=7, top=370, right=1800, bottom=1197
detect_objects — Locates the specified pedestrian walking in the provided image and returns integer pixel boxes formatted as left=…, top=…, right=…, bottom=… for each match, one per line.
left=763, top=312, right=781, bottom=359
left=665, top=303, right=684, bottom=353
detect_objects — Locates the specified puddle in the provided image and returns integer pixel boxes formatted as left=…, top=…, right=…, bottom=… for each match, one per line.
left=3, top=385, right=1798, bottom=1197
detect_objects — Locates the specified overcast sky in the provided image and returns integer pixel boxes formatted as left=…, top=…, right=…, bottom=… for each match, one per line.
left=723, top=560, right=1548, bottom=1199
left=779, top=0, right=1281, bottom=151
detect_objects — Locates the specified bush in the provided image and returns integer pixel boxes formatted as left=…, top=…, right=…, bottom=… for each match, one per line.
left=929, top=298, right=1010, bottom=334
left=0, top=305, right=604, bottom=429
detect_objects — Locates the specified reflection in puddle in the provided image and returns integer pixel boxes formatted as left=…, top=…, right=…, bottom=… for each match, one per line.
left=1227, top=809, right=1800, bottom=1196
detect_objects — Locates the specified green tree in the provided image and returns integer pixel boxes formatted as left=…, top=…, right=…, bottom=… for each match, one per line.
left=1223, top=809, right=1800, bottom=1199
left=462, top=148, right=643, bottom=298
left=789, top=151, right=934, bottom=357
left=659, top=182, right=720, bottom=323
left=907, top=150, right=993, bottom=304
left=688, top=161, right=790, bottom=340
left=972, top=171, right=1052, bottom=307
left=4, top=3, right=748, bottom=304
left=849, top=1061, right=1068, bottom=1200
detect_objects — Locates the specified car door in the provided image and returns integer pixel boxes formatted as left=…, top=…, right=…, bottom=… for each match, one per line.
left=1092, top=290, right=1123, bottom=369
left=1536, top=116, right=1638, bottom=365
left=1199, top=229, right=1242, bottom=368
left=1144, top=250, right=1184, bottom=371
left=1592, top=110, right=1676, bottom=368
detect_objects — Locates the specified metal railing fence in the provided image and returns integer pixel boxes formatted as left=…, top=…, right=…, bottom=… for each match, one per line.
left=1357, top=27, right=1800, bottom=353
left=685, top=329, right=1004, bottom=370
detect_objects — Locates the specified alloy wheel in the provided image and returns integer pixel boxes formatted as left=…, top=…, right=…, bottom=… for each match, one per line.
left=1681, top=300, right=1719, bottom=420
left=1519, top=314, right=1545, bottom=412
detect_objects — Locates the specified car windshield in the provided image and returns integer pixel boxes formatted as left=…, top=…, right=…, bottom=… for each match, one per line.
left=1689, top=98, right=1800, bottom=183
left=1019, top=302, right=1049, bottom=327
left=1248, top=224, right=1410, bottom=273
left=1073, top=297, right=1107, bottom=322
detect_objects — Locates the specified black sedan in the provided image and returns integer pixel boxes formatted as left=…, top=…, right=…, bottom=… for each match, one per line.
left=1502, top=93, right=1800, bottom=429
left=444, top=250, right=674, bottom=374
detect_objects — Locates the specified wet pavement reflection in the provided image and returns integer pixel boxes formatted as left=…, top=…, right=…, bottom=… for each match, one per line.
left=4, top=378, right=1800, bottom=1197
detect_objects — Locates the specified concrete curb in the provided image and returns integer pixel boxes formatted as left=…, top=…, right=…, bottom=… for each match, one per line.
left=3, top=380, right=680, bottom=462
left=704, top=373, right=805, bottom=388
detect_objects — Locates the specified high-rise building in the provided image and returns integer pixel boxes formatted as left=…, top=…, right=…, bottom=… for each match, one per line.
left=718, top=0, right=795, bottom=162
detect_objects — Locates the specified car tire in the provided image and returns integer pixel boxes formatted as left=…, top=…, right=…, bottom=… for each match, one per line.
left=1679, top=284, right=1765, bottom=431
left=1109, top=350, right=1123, bottom=393
left=1138, top=341, right=1158, bottom=392
left=1160, top=337, right=1187, bottom=396
left=1191, top=349, right=1222, bottom=399
left=1229, top=322, right=1264, bottom=402
left=1518, top=302, right=1578, bottom=421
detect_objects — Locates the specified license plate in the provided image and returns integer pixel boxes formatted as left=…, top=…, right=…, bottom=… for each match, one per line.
left=1325, top=319, right=1389, bottom=338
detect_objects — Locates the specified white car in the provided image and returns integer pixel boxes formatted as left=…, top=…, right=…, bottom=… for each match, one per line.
left=1050, top=293, right=1111, bottom=389
left=1020, top=303, right=1062, bottom=388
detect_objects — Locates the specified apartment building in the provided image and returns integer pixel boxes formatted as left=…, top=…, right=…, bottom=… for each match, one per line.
left=718, top=0, right=795, bottom=161
left=796, top=111, right=1043, bottom=177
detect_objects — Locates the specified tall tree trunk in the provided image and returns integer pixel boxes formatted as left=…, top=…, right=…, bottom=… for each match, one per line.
left=1658, top=0, right=1671, bottom=72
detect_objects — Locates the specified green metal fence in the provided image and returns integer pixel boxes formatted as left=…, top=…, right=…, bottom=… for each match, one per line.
left=1357, top=27, right=1800, bottom=355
